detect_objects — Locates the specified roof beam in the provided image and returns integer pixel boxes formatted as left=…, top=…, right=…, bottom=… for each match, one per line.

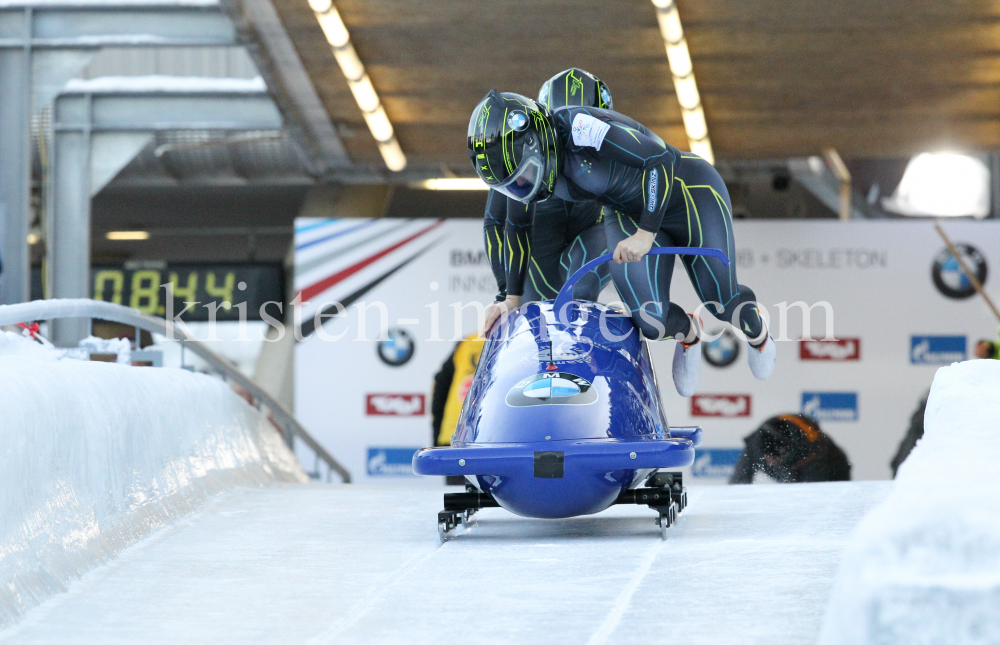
left=221, top=0, right=351, bottom=173
left=0, top=3, right=238, bottom=48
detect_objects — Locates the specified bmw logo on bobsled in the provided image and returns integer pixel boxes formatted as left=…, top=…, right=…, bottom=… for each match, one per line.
left=412, top=248, right=725, bottom=541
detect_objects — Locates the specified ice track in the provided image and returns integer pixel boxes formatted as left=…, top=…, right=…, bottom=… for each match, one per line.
left=0, top=481, right=890, bottom=645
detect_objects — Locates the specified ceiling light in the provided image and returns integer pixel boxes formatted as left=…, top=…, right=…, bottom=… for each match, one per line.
left=412, top=178, right=490, bottom=191
left=106, top=231, right=150, bottom=240
left=378, top=139, right=407, bottom=173
left=309, top=0, right=406, bottom=171
left=363, top=106, right=395, bottom=142
left=881, top=153, right=990, bottom=218
left=651, top=0, right=714, bottom=164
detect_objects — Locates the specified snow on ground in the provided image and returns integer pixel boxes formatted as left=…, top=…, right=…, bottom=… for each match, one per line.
left=819, top=359, right=1000, bottom=645
left=0, top=332, right=306, bottom=629
left=151, top=321, right=269, bottom=376
left=0, top=481, right=889, bottom=644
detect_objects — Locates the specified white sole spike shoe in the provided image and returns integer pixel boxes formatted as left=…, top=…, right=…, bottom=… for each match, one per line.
left=747, top=335, right=776, bottom=381
left=671, top=315, right=702, bottom=397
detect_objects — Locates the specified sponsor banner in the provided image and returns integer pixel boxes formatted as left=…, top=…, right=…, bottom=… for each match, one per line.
left=691, top=448, right=743, bottom=479
left=800, top=338, right=861, bottom=361
left=296, top=219, right=1000, bottom=484
left=910, top=335, right=967, bottom=365
left=691, top=394, right=751, bottom=418
left=366, top=447, right=420, bottom=476
left=801, top=392, right=858, bottom=422
left=366, top=394, right=426, bottom=416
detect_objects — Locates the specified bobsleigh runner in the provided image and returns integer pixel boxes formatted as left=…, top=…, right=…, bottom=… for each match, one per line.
left=413, top=247, right=729, bottom=541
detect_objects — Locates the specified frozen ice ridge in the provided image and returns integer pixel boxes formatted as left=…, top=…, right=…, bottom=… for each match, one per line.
left=818, top=359, right=1000, bottom=645
left=0, top=332, right=306, bottom=628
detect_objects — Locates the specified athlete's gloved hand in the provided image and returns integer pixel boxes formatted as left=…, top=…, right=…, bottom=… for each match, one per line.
left=483, top=295, right=521, bottom=336
left=613, top=229, right=656, bottom=263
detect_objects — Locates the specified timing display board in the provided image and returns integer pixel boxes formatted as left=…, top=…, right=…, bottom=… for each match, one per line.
left=31, top=264, right=284, bottom=321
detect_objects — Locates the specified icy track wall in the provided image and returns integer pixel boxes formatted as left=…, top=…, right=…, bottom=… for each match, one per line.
left=0, top=332, right=307, bottom=628
left=818, top=359, right=1000, bottom=645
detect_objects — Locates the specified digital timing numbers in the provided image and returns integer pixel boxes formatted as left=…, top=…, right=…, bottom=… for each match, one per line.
left=90, top=264, right=283, bottom=321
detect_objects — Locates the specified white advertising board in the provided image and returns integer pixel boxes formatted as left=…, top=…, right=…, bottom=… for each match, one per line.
left=294, top=218, right=1000, bottom=484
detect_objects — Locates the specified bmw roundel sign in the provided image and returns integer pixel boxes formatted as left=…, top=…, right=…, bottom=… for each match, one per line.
left=505, top=372, right=598, bottom=407
left=377, top=329, right=415, bottom=367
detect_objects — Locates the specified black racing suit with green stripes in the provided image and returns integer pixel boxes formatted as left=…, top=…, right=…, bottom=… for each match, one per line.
left=500, top=105, right=763, bottom=341
left=483, top=190, right=610, bottom=303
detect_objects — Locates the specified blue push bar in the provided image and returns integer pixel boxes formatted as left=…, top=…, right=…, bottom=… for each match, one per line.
left=552, top=246, right=730, bottom=313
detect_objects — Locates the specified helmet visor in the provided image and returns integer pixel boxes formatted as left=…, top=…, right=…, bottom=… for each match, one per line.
left=492, top=154, right=543, bottom=203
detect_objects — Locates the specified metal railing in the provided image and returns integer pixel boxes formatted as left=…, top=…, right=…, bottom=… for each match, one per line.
left=0, top=298, right=351, bottom=483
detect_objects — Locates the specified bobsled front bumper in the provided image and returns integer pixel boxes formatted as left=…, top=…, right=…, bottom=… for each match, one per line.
left=412, top=427, right=702, bottom=478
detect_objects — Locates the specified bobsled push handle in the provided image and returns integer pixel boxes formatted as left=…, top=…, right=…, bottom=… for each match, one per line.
left=553, top=246, right=730, bottom=313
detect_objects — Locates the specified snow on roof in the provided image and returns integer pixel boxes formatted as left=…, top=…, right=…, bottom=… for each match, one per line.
left=63, top=75, right=268, bottom=94
left=0, top=0, right=217, bottom=7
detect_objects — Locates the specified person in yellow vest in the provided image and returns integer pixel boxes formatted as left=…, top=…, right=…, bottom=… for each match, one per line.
left=431, top=333, right=486, bottom=448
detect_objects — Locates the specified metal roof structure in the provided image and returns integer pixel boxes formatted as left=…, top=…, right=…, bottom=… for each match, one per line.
left=228, top=0, right=1000, bottom=178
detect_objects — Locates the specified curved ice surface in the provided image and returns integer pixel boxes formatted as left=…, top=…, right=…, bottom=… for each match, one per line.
left=819, top=360, right=1000, bottom=645
left=0, top=333, right=306, bottom=628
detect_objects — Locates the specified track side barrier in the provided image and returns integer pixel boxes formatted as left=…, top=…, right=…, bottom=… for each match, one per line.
left=0, top=298, right=350, bottom=483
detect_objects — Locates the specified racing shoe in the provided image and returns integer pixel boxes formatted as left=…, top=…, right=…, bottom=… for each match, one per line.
left=671, top=314, right=702, bottom=397
left=747, top=333, right=776, bottom=381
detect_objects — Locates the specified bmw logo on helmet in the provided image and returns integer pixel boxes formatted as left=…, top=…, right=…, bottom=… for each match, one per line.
left=507, top=110, right=529, bottom=131
left=702, top=328, right=740, bottom=368
left=505, top=372, right=598, bottom=407
left=600, top=86, right=612, bottom=109
left=932, top=244, right=987, bottom=300
left=377, top=329, right=415, bottom=367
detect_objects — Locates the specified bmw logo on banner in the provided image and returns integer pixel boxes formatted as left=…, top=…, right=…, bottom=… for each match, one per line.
left=377, top=329, right=415, bottom=367
left=506, top=372, right=598, bottom=407
left=932, top=244, right=987, bottom=299
left=702, top=328, right=740, bottom=368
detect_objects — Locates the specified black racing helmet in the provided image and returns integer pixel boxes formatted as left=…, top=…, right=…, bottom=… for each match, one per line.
left=759, top=414, right=821, bottom=457
left=537, top=68, right=612, bottom=111
left=468, top=89, right=559, bottom=203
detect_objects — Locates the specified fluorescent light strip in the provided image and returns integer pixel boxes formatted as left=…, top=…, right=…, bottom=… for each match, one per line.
left=411, top=178, right=490, bottom=191
left=651, top=0, right=714, bottom=165
left=106, top=231, right=150, bottom=241
left=308, top=0, right=406, bottom=171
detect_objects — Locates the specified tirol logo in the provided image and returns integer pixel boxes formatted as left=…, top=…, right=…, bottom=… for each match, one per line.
left=932, top=244, right=987, bottom=300
left=691, top=394, right=751, bottom=418
left=691, top=448, right=742, bottom=479
left=366, top=447, right=419, bottom=477
left=702, top=328, right=740, bottom=368
left=377, top=328, right=414, bottom=367
left=506, top=372, right=598, bottom=407
left=802, top=392, right=858, bottom=422
left=910, top=336, right=966, bottom=365
left=647, top=168, right=658, bottom=212
left=366, top=394, right=425, bottom=416
left=800, top=338, right=861, bottom=361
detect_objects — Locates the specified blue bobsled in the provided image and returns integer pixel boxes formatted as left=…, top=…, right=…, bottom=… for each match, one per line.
left=413, top=247, right=727, bottom=538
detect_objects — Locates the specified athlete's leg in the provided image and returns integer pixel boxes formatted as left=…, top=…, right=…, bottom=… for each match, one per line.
left=663, top=156, right=765, bottom=343
left=603, top=209, right=690, bottom=340
left=560, top=204, right=611, bottom=302
left=523, top=200, right=570, bottom=302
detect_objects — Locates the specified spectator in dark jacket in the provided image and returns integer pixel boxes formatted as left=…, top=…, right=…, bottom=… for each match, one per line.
left=890, top=395, right=927, bottom=478
left=729, top=414, right=851, bottom=484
